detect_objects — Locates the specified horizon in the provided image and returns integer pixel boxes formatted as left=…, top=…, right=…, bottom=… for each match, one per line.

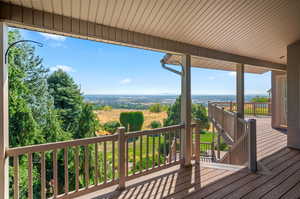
left=13, top=27, right=271, bottom=96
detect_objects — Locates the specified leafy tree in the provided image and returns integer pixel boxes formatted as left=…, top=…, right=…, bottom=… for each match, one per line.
left=102, top=121, right=121, bottom=134
left=150, top=120, right=162, bottom=129
left=164, top=96, right=209, bottom=130
left=149, top=104, right=162, bottom=113
left=8, top=30, right=70, bottom=198
left=192, top=104, right=209, bottom=130
left=164, top=97, right=181, bottom=126
left=47, top=69, right=83, bottom=134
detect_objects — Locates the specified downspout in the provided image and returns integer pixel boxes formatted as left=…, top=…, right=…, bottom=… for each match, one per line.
left=160, top=54, right=184, bottom=76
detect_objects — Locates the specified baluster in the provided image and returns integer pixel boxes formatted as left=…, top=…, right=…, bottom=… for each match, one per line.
left=179, top=128, right=182, bottom=160
left=152, top=135, right=155, bottom=168
left=112, top=141, right=115, bottom=180
left=158, top=133, right=161, bottom=167
left=117, top=127, right=126, bottom=189
left=28, top=153, right=33, bottom=199
left=84, top=145, right=89, bottom=188
left=146, top=135, right=149, bottom=169
left=139, top=136, right=143, bottom=173
left=164, top=131, right=167, bottom=165
left=13, top=156, right=19, bottom=199
left=126, top=140, right=129, bottom=176
left=173, top=129, right=176, bottom=162
left=103, top=141, right=107, bottom=182
left=41, top=152, right=46, bottom=199
left=168, top=132, right=171, bottom=163
left=64, top=148, right=68, bottom=194
left=75, top=146, right=79, bottom=191
left=195, top=125, right=200, bottom=163
left=95, top=143, right=99, bottom=185
left=133, top=138, right=136, bottom=173
left=53, top=150, right=58, bottom=197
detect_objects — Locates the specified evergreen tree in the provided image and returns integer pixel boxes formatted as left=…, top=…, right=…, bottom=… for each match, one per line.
left=47, top=69, right=83, bottom=134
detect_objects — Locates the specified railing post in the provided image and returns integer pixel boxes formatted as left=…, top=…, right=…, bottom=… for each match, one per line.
left=0, top=22, right=9, bottom=199
left=248, top=119, right=257, bottom=172
left=194, top=124, right=200, bottom=163
left=230, top=101, right=233, bottom=112
left=253, top=103, right=256, bottom=116
left=117, top=127, right=126, bottom=190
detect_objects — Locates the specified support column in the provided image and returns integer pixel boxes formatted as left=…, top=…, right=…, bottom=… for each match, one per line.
left=287, top=41, right=300, bottom=149
left=236, top=64, right=244, bottom=118
left=181, top=54, right=192, bottom=166
left=0, top=22, right=9, bottom=199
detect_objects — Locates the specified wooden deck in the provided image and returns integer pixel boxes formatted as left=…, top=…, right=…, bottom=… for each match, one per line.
left=77, top=117, right=300, bottom=199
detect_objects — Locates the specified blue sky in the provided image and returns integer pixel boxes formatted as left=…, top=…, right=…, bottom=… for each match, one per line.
left=13, top=27, right=271, bottom=95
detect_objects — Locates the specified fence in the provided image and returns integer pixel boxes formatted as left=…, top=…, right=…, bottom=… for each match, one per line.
left=213, top=101, right=271, bottom=116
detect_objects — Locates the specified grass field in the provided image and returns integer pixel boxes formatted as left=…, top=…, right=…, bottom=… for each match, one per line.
left=95, top=109, right=167, bottom=129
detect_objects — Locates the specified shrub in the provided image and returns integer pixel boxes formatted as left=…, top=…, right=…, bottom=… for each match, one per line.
left=192, top=104, right=210, bottom=130
left=119, top=111, right=144, bottom=132
left=251, top=96, right=269, bottom=102
left=149, top=104, right=162, bottom=113
left=102, top=121, right=120, bottom=134
left=102, top=105, right=112, bottom=111
left=150, top=120, right=162, bottom=129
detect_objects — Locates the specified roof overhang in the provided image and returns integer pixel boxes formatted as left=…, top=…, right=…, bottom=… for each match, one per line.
left=1, top=0, right=299, bottom=72
left=163, top=54, right=271, bottom=74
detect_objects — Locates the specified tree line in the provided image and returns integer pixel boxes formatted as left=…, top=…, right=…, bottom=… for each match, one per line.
left=8, top=30, right=99, bottom=198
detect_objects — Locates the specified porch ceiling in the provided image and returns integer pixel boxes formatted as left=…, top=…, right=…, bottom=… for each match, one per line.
left=164, top=54, right=270, bottom=74
left=1, top=0, right=300, bottom=70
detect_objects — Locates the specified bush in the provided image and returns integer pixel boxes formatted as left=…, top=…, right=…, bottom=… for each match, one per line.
left=150, top=120, right=162, bottom=129
left=102, top=121, right=120, bottom=134
left=251, top=96, right=270, bottom=102
left=102, top=105, right=112, bottom=111
left=192, top=104, right=210, bottom=130
left=149, top=104, right=162, bottom=113
left=119, top=111, right=144, bottom=132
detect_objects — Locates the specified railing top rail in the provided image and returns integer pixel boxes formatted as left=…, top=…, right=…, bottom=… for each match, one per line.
left=6, top=124, right=189, bottom=157
left=6, top=134, right=119, bottom=157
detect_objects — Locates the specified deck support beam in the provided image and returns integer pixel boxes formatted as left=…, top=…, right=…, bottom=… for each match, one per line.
left=236, top=64, right=244, bottom=118
left=181, top=54, right=192, bottom=166
left=287, top=41, right=300, bottom=149
left=0, top=22, right=9, bottom=199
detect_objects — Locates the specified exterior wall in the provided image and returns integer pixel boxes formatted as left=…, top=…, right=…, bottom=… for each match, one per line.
left=287, top=41, right=300, bottom=149
left=271, top=71, right=287, bottom=129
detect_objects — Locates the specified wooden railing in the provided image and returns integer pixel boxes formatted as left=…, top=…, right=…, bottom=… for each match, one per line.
left=6, top=124, right=187, bottom=199
left=208, top=102, right=236, bottom=143
left=213, top=101, right=271, bottom=116
left=208, top=102, right=257, bottom=171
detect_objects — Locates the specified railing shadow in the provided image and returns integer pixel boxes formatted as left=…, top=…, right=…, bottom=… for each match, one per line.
left=89, top=163, right=202, bottom=199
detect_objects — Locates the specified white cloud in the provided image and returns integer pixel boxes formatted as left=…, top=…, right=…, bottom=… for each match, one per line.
left=120, top=78, right=132, bottom=84
left=50, top=65, right=74, bottom=72
left=208, top=76, right=216, bottom=80
left=39, top=32, right=66, bottom=41
left=229, top=71, right=236, bottom=77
